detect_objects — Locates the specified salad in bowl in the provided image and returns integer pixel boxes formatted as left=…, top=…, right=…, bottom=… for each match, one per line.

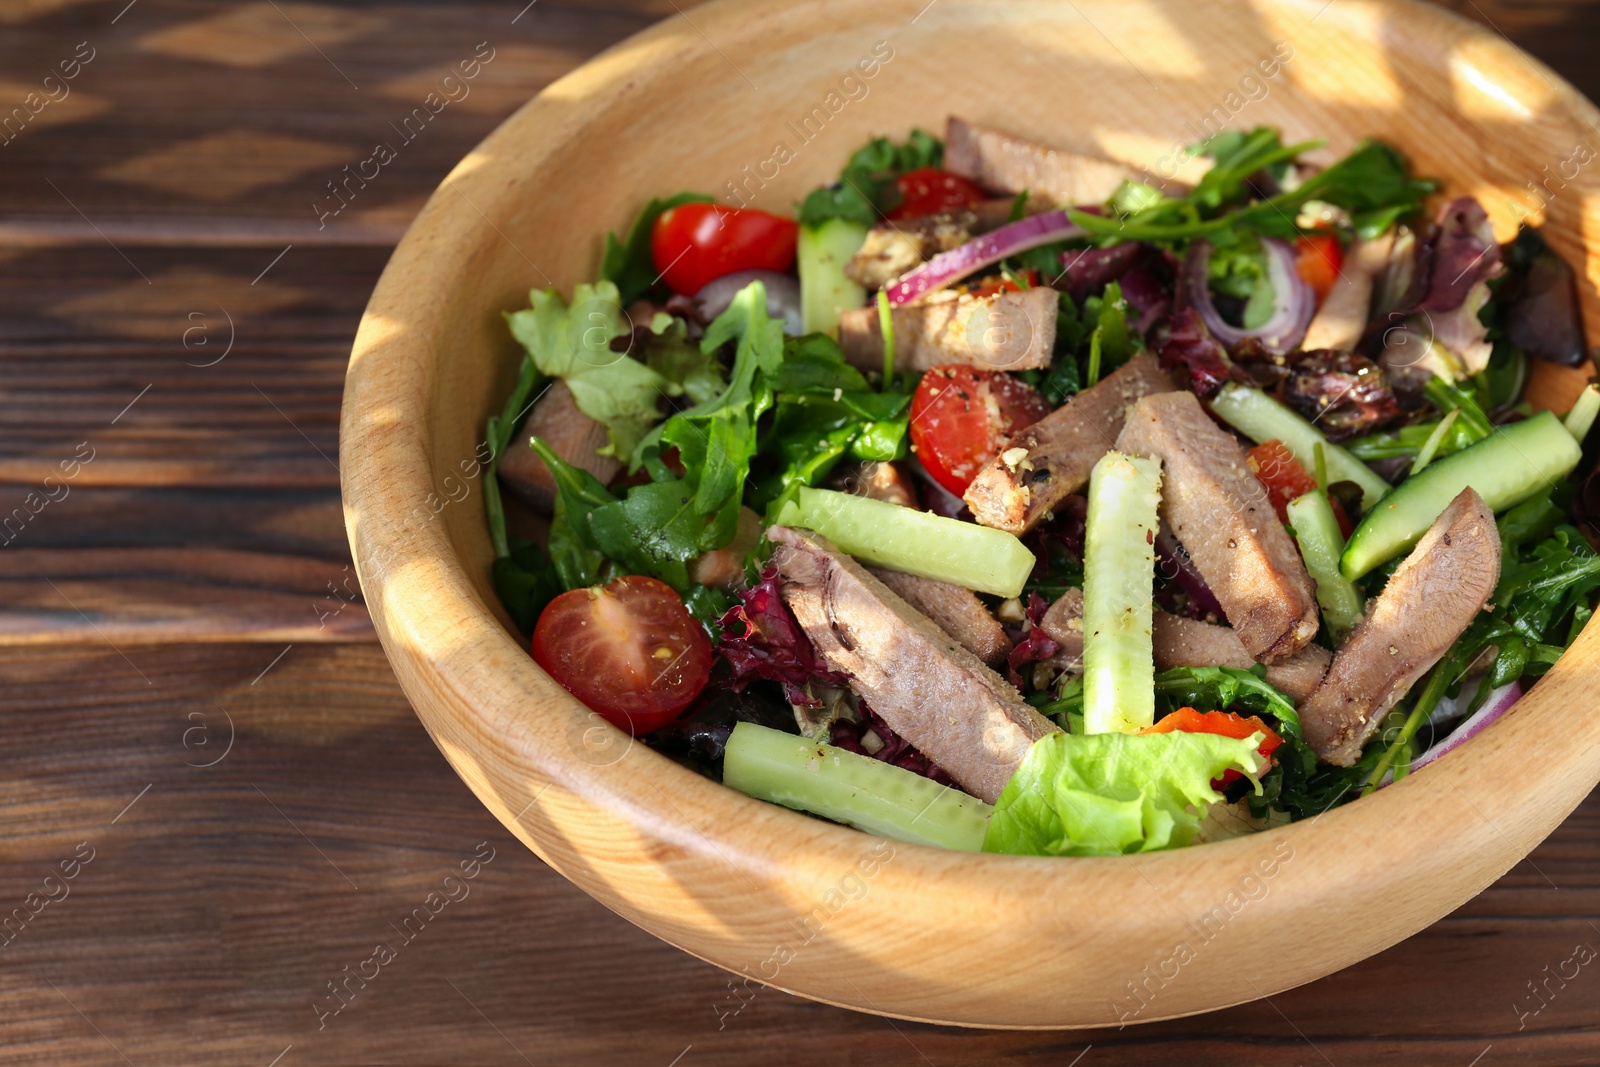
left=483, top=115, right=1600, bottom=858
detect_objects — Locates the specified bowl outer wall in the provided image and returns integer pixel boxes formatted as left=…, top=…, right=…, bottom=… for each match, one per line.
left=341, top=0, right=1600, bottom=1028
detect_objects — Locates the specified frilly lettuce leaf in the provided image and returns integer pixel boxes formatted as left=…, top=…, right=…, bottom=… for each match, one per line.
left=505, top=280, right=722, bottom=463
left=982, top=731, right=1267, bottom=856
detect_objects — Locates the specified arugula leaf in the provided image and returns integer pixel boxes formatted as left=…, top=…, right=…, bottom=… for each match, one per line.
left=532, top=438, right=618, bottom=590
left=600, top=192, right=715, bottom=304
left=483, top=349, right=546, bottom=559
left=1081, top=282, right=1133, bottom=387
left=1068, top=137, right=1435, bottom=243
left=749, top=333, right=910, bottom=508
left=797, top=130, right=943, bottom=228
left=1188, top=127, right=1310, bottom=213
left=493, top=538, right=564, bottom=634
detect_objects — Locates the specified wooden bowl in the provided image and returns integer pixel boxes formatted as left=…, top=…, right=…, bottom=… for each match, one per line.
left=341, top=0, right=1600, bottom=1027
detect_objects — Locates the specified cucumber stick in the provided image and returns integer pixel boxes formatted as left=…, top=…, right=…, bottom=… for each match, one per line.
left=798, top=219, right=868, bottom=337
left=1211, top=383, right=1390, bottom=512
left=1565, top=383, right=1600, bottom=442
left=722, top=722, right=991, bottom=851
left=1341, top=410, right=1582, bottom=580
left=1286, top=490, right=1364, bottom=638
left=1081, top=452, right=1163, bottom=735
left=774, top=487, right=1035, bottom=597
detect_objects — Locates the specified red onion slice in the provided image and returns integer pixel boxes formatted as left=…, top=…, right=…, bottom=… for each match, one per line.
left=1410, top=680, right=1523, bottom=774
left=1181, top=236, right=1314, bottom=355
left=1155, top=527, right=1225, bottom=620
left=694, top=270, right=802, bottom=335
left=885, top=210, right=1085, bottom=305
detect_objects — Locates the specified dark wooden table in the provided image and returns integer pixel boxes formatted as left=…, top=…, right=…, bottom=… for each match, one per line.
left=3, top=0, right=1599, bottom=1063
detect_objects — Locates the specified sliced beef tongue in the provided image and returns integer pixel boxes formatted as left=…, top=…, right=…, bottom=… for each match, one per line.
left=1150, top=610, right=1330, bottom=705
left=1299, top=229, right=1396, bottom=354
left=945, top=116, right=1161, bottom=207
left=964, top=353, right=1178, bottom=534
left=837, top=286, right=1057, bottom=372
left=869, top=567, right=1012, bottom=667
left=1038, top=589, right=1330, bottom=704
left=1300, top=488, right=1501, bottom=766
left=1115, top=390, right=1320, bottom=663
left=769, top=526, right=1060, bottom=804
left=496, top=380, right=621, bottom=513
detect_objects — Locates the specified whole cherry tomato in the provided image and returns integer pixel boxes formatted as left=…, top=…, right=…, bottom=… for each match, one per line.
left=650, top=203, right=798, bottom=296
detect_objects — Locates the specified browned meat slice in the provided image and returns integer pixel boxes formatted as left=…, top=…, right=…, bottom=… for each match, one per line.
left=838, top=286, right=1056, bottom=372
left=1300, top=489, right=1500, bottom=765
left=1150, top=610, right=1331, bottom=705
left=1115, top=391, right=1319, bottom=663
left=946, top=116, right=1139, bottom=207
left=1038, top=587, right=1086, bottom=673
left=688, top=507, right=762, bottom=592
left=770, top=526, right=1058, bottom=802
left=1300, top=230, right=1396, bottom=353
left=1039, top=589, right=1330, bottom=703
left=496, top=380, right=621, bottom=513
left=869, top=567, right=1012, bottom=666
left=964, top=353, right=1177, bottom=534
left=828, top=460, right=920, bottom=509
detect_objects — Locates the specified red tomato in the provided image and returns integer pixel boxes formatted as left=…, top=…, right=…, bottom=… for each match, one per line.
left=650, top=203, right=798, bottom=296
left=1246, top=439, right=1354, bottom=536
left=1295, top=231, right=1343, bottom=304
left=532, top=576, right=712, bottom=734
left=1141, top=707, right=1283, bottom=787
left=909, top=366, right=1052, bottom=496
left=968, top=268, right=1039, bottom=299
left=886, top=168, right=986, bottom=220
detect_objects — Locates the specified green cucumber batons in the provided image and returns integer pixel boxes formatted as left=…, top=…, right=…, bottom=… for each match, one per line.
left=1341, top=411, right=1582, bottom=580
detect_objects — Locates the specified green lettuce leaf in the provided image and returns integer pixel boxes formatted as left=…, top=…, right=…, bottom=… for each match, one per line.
left=505, top=281, right=666, bottom=462
left=983, top=731, right=1266, bottom=856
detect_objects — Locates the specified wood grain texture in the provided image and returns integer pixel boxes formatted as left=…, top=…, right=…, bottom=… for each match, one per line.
left=4, top=0, right=1600, bottom=1059
left=342, top=0, right=1600, bottom=1029
left=3, top=643, right=1598, bottom=1066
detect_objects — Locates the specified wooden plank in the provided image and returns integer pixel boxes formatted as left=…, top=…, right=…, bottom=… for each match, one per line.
left=0, top=244, right=385, bottom=487
left=0, top=643, right=1595, bottom=1065
left=4, top=485, right=351, bottom=557
left=0, top=547, right=369, bottom=643
left=0, top=0, right=666, bottom=238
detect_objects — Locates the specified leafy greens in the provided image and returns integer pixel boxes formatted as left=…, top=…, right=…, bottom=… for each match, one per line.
left=797, top=130, right=943, bottom=228
left=983, top=730, right=1266, bottom=856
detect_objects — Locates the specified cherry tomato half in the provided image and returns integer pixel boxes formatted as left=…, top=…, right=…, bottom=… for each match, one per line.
left=909, top=365, right=1052, bottom=497
left=650, top=203, right=798, bottom=296
left=1141, top=707, right=1283, bottom=787
left=968, top=268, right=1038, bottom=299
left=1295, top=230, right=1344, bottom=305
left=532, top=575, right=712, bottom=734
left=886, top=167, right=986, bottom=220
left=1246, top=439, right=1353, bottom=537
